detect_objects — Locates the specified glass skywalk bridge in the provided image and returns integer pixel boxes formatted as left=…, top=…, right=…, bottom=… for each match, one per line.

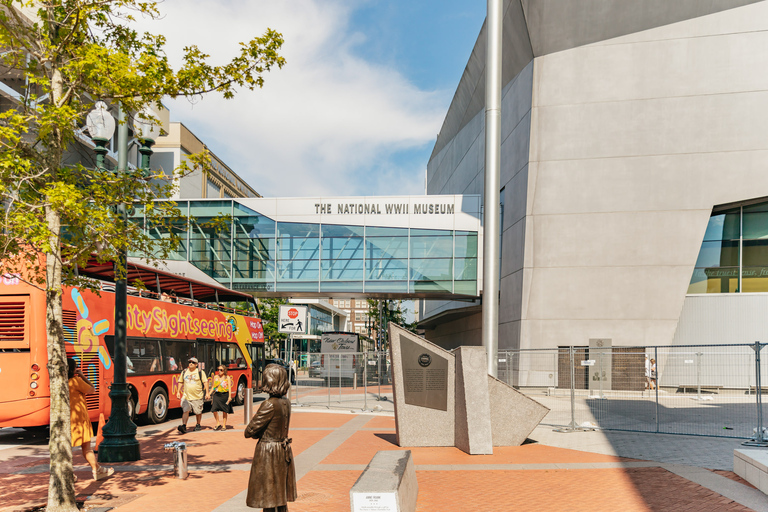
left=132, top=195, right=481, bottom=299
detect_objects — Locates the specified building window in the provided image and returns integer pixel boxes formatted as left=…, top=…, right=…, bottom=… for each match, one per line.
left=688, top=202, right=768, bottom=293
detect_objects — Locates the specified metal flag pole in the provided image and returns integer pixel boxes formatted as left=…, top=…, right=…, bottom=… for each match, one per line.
left=482, top=0, right=503, bottom=378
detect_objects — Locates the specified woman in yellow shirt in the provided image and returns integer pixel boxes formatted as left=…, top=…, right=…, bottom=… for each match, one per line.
left=210, top=365, right=234, bottom=431
left=68, top=358, right=113, bottom=481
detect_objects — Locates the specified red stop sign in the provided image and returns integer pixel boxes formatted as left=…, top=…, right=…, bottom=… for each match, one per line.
left=287, top=308, right=298, bottom=319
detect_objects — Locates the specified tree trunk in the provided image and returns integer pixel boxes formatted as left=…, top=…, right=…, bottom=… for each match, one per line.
left=45, top=205, right=77, bottom=512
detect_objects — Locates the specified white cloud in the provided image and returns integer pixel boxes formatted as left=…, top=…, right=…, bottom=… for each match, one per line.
left=137, top=0, right=448, bottom=197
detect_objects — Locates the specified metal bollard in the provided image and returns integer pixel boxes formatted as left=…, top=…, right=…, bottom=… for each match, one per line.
left=163, top=442, right=188, bottom=479
left=244, top=387, right=253, bottom=424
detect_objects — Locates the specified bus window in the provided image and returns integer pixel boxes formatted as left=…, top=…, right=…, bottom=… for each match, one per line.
left=126, top=338, right=162, bottom=374
left=162, top=339, right=195, bottom=373
left=197, top=339, right=215, bottom=373
left=216, top=342, right=244, bottom=369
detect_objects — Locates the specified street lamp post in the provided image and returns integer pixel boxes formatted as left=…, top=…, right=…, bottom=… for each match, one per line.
left=92, top=104, right=158, bottom=462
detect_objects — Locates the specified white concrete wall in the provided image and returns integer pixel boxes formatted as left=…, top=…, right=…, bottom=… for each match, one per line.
left=525, top=2, right=768, bottom=349
left=424, top=62, right=535, bottom=350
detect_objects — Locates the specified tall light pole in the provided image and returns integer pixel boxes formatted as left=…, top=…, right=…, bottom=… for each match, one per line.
left=94, top=104, right=159, bottom=462
left=483, top=0, right=503, bottom=377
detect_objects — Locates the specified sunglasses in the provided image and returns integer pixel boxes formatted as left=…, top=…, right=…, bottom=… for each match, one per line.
left=217, top=368, right=225, bottom=372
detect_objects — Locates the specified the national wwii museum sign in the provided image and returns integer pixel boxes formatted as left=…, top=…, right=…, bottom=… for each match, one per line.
left=313, top=201, right=455, bottom=215
left=236, top=195, right=481, bottom=232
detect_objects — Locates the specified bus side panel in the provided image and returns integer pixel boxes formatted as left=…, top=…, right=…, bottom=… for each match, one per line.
left=0, top=280, right=51, bottom=428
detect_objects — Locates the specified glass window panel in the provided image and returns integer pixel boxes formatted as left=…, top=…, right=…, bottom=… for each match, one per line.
left=410, top=258, right=453, bottom=281
left=410, top=235, right=453, bottom=258
left=365, top=226, right=408, bottom=237
left=234, top=237, right=275, bottom=262
left=743, top=213, right=768, bottom=240
left=743, top=239, right=768, bottom=266
left=234, top=217, right=275, bottom=239
left=365, top=281, right=408, bottom=293
left=277, top=243, right=319, bottom=260
left=189, top=200, right=231, bottom=217
left=454, top=258, right=478, bottom=280
left=365, top=237, right=408, bottom=259
left=455, top=234, right=478, bottom=258
left=320, top=281, right=364, bottom=293
left=146, top=217, right=187, bottom=261
left=410, top=228, right=452, bottom=236
left=322, top=259, right=364, bottom=280
left=232, top=259, right=275, bottom=281
left=322, top=237, right=364, bottom=260
left=687, top=267, right=739, bottom=293
left=277, top=222, right=320, bottom=238
left=743, top=202, right=768, bottom=213
left=322, top=224, right=364, bottom=237
left=412, top=280, right=453, bottom=293
left=277, top=260, right=319, bottom=281
left=702, top=212, right=740, bottom=241
left=454, top=281, right=477, bottom=295
left=742, top=267, right=768, bottom=292
left=275, top=281, right=318, bottom=292
left=693, top=241, right=739, bottom=268
left=367, top=259, right=408, bottom=280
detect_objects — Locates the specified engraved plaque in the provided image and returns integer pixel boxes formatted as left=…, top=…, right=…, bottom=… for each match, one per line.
left=400, top=335, right=448, bottom=411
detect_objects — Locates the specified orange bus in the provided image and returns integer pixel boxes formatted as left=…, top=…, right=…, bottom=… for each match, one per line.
left=0, top=260, right=265, bottom=427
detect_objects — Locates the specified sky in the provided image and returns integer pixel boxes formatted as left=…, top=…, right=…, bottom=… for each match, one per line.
left=136, top=0, right=486, bottom=198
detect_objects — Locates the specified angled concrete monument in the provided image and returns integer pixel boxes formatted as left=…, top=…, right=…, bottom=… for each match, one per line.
left=388, top=324, right=549, bottom=454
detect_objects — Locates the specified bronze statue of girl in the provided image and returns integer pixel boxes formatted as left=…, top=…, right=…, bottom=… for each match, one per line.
left=244, top=364, right=297, bottom=511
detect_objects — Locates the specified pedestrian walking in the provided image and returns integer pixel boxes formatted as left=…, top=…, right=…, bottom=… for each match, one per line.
left=68, top=358, right=113, bottom=481
left=177, top=357, right=210, bottom=433
left=244, top=364, right=297, bottom=511
left=211, top=365, right=234, bottom=430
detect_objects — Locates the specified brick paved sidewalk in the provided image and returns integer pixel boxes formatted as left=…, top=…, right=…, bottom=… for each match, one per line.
left=1, top=410, right=766, bottom=512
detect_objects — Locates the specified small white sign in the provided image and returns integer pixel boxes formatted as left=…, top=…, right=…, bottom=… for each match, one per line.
left=684, top=360, right=694, bottom=364
left=352, top=492, right=397, bottom=512
left=278, top=305, right=308, bottom=334
left=368, top=360, right=377, bottom=366
left=581, top=360, right=595, bottom=366
left=498, top=358, right=507, bottom=363
left=321, top=332, right=359, bottom=353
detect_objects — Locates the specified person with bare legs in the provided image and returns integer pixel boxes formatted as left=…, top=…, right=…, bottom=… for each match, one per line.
left=211, top=365, right=234, bottom=430
left=177, top=357, right=209, bottom=433
left=68, top=358, right=113, bottom=481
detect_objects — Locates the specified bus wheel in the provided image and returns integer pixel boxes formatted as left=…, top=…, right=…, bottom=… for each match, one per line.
left=235, top=378, right=247, bottom=406
left=127, top=396, right=136, bottom=421
left=147, top=387, right=169, bottom=424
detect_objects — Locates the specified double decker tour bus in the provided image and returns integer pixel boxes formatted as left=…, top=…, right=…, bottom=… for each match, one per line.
left=0, top=259, right=265, bottom=427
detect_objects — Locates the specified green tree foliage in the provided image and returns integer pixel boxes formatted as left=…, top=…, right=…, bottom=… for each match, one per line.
left=0, top=2, right=284, bottom=510
left=258, top=298, right=287, bottom=357
left=366, top=299, right=417, bottom=351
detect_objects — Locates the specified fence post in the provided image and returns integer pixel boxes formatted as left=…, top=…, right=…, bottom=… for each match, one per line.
left=654, top=346, right=659, bottom=434
left=363, top=351, right=368, bottom=411
left=696, top=351, right=703, bottom=401
left=553, top=346, right=581, bottom=432
left=744, top=342, right=767, bottom=446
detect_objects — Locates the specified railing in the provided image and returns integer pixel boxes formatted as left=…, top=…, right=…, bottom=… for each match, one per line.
left=287, top=351, right=394, bottom=413
left=497, top=343, right=768, bottom=442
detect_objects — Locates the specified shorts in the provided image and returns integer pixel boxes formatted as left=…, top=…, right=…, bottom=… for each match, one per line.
left=181, top=398, right=204, bottom=415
